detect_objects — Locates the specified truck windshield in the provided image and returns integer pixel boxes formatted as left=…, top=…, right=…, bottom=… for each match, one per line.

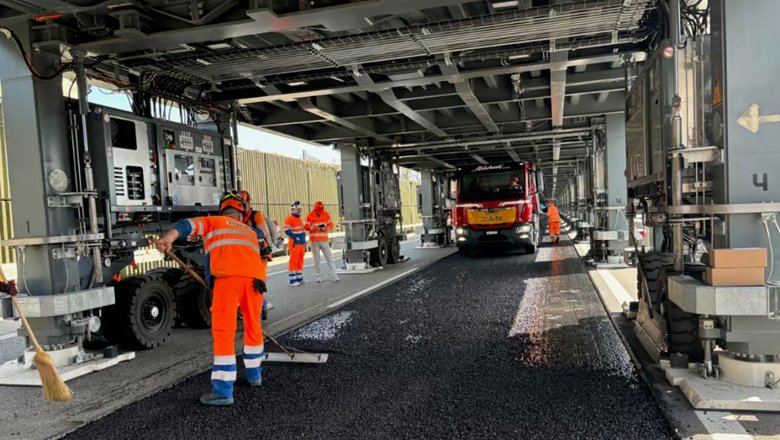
left=458, top=171, right=524, bottom=202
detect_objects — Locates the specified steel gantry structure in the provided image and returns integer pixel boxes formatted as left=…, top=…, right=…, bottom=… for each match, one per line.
left=0, top=0, right=656, bottom=192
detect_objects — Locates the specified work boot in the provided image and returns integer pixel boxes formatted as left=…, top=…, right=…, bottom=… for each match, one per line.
left=331, top=273, right=340, bottom=282
left=200, top=393, right=234, bottom=406
left=316, top=273, right=323, bottom=283
left=247, top=377, right=262, bottom=387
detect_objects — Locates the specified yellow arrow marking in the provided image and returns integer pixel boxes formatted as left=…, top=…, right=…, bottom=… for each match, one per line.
left=737, top=103, right=780, bottom=133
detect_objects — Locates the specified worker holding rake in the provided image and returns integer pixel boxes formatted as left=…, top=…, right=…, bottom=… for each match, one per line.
left=155, top=193, right=269, bottom=406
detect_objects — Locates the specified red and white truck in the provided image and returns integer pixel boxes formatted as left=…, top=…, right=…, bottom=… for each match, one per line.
left=452, top=162, right=542, bottom=254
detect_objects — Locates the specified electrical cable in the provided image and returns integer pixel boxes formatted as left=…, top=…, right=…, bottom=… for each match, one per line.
left=0, top=25, right=74, bottom=80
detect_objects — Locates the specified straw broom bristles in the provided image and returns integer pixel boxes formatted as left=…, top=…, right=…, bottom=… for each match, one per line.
left=1, top=265, right=72, bottom=402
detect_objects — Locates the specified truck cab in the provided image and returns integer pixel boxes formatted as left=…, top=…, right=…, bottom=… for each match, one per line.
left=452, top=162, right=542, bottom=254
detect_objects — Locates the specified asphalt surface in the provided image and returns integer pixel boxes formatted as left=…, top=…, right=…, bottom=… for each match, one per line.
left=65, top=238, right=674, bottom=440
left=0, top=240, right=453, bottom=440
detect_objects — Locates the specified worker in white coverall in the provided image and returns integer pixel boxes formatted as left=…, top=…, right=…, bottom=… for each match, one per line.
left=305, top=201, right=340, bottom=283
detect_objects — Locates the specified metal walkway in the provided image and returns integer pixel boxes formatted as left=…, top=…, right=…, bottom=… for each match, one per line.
left=64, top=239, right=672, bottom=440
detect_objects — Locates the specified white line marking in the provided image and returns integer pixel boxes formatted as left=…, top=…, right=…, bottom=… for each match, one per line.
left=327, top=266, right=421, bottom=309
left=598, top=269, right=634, bottom=306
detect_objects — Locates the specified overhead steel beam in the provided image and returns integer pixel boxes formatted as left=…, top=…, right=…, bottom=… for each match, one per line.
left=239, top=53, right=638, bottom=104
left=440, top=59, right=499, bottom=133
left=298, top=97, right=391, bottom=142
left=504, top=144, right=522, bottom=163
left=469, top=153, right=489, bottom=165
left=68, top=0, right=475, bottom=55
left=353, top=70, right=447, bottom=138
left=427, top=156, right=457, bottom=169
left=549, top=50, right=568, bottom=128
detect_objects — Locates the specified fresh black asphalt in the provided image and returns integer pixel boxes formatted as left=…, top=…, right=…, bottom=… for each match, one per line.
left=65, top=240, right=673, bottom=440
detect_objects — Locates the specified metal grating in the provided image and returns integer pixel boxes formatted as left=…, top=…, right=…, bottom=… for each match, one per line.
left=151, top=0, right=653, bottom=82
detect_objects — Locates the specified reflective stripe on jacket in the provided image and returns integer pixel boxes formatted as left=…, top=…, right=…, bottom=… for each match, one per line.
left=305, top=211, right=334, bottom=242
left=177, top=216, right=265, bottom=281
left=284, top=215, right=306, bottom=246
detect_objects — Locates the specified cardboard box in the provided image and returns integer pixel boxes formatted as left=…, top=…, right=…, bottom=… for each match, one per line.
left=706, top=248, right=767, bottom=268
left=705, top=267, right=765, bottom=286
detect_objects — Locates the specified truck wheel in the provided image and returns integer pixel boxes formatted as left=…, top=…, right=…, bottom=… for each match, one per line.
left=103, top=276, right=176, bottom=349
left=174, top=272, right=212, bottom=328
left=387, top=236, right=401, bottom=264
left=370, top=239, right=389, bottom=267
left=637, top=251, right=674, bottom=312
left=458, top=246, right=471, bottom=256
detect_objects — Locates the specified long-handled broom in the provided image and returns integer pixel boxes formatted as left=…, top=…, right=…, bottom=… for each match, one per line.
left=151, top=239, right=327, bottom=364
left=0, top=264, right=72, bottom=401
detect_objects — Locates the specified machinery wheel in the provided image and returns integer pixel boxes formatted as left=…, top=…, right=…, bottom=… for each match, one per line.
left=637, top=251, right=674, bottom=311
left=370, top=239, right=389, bottom=267
left=103, top=276, right=176, bottom=349
left=174, top=272, right=212, bottom=328
left=458, top=246, right=471, bottom=256
left=658, top=267, right=704, bottom=361
left=387, top=236, right=401, bottom=264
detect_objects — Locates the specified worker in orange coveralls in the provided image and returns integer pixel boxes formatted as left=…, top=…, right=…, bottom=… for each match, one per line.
left=305, top=201, right=339, bottom=282
left=546, top=198, right=561, bottom=244
left=284, top=201, right=306, bottom=286
left=155, top=193, right=268, bottom=406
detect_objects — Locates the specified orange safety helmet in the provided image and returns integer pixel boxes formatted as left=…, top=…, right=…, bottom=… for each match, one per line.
left=219, top=192, right=247, bottom=216
left=313, top=201, right=325, bottom=214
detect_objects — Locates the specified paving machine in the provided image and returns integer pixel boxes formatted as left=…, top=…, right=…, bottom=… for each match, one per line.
left=0, top=54, right=237, bottom=382
left=417, top=169, right=452, bottom=249
left=336, top=146, right=407, bottom=271
left=628, top=0, right=780, bottom=406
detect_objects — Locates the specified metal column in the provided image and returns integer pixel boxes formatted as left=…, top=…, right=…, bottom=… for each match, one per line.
left=0, top=29, right=100, bottom=345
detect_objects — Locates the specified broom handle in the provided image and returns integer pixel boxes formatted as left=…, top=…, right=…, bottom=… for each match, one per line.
left=150, top=238, right=210, bottom=291
left=0, top=263, right=43, bottom=352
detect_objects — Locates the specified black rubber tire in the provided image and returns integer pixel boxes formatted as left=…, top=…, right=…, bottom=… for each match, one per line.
left=174, top=272, right=212, bottom=329
left=657, top=267, right=704, bottom=361
left=387, top=236, right=401, bottom=264
left=637, top=251, right=675, bottom=310
left=370, top=239, right=389, bottom=267
left=458, top=246, right=471, bottom=256
left=102, top=276, right=176, bottom=349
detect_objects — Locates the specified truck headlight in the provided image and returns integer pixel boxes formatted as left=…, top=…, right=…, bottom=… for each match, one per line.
left=516, top=225, right=531, bottom=234
left=455, top=227, right=467, bottom=235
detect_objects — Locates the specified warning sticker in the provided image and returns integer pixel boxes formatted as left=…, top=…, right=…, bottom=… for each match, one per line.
left=712, top=73, right=722, bottom=107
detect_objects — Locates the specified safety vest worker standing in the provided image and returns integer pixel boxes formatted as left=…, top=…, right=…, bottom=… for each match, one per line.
left=547, top=199, right=561, bottom=244
left=284, top=201, right=306, bottom=286
left=155, top=195, right=268, bottom=406
left=305, top=201, right=340, bottom=282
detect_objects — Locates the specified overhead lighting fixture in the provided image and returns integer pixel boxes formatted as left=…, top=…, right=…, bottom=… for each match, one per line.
left=492, top=0, right=519, bottom=8
left=206, top=42, right=233, bottom=50
left=287, top=81, right=308, bottom=87
left=330, top=75, right=346, bottom=83
left=195, top=58, right=213, bottom=66
left=508, top=54, right=530, bottom=60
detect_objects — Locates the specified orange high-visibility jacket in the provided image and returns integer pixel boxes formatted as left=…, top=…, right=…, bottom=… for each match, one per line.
left=547, top=205, right=560, bottom=223
left=177, top=216, right=266, bottom=281
left=283, top=215, right=306, bottom=247
left=305, top=211, right=334, bottom=242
